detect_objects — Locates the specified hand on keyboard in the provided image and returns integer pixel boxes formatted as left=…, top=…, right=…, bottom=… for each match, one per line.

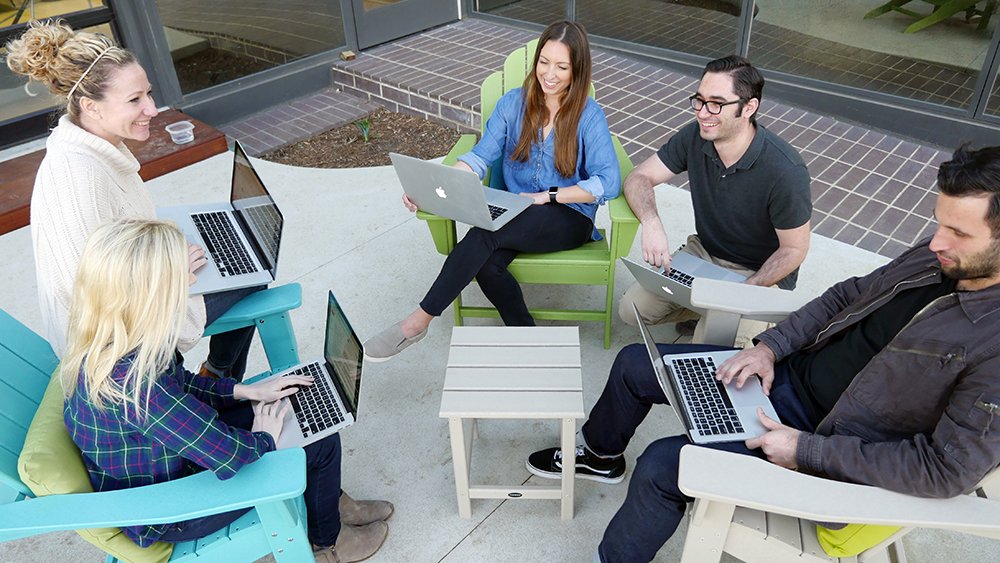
left=187, top=243, right=207, bottom=285
left=234, top=373, right=314, bottom=403
left=252, top=399, right=290, bottom=442
left=716, top=343, right=777, bottom=395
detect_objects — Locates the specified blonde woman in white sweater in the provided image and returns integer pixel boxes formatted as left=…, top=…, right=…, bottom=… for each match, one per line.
left=6, top=20, right=259, bottom=379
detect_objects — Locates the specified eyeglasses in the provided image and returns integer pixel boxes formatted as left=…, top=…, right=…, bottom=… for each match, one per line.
left=688, top=95, right=744, bottom=115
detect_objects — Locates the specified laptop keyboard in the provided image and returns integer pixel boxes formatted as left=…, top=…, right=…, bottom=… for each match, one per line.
left=285, top=362, right=345, bottom=437
left=665, top=268, right=695, bottom=287
left=487, top=204, right=508, bottom=220
left=243, top=204, right=281, bottom=260
left=671, top=357, right=745, bottom=436
left=191, top=211, right=259, bottom=277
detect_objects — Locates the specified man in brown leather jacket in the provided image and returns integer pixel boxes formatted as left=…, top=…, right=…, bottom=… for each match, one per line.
left=526, top=144, right=1000, bottom=562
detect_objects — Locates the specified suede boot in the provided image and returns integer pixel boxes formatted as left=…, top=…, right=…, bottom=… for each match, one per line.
left=339, top=492, right=394, bottom=526
left=313, top=521, right=388, bottom=563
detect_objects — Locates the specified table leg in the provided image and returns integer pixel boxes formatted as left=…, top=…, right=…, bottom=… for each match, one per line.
left=448, top=417, right=473, bottom=518
left=560, top=416, right=576, bottom=520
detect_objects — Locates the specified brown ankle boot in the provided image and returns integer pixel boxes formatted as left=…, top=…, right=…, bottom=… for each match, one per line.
left=339, top=492, right=394, bottom=526
left=314, top=521, right=388, bottom=563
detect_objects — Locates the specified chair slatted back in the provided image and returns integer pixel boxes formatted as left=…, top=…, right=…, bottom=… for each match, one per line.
left=0, top=310, right=58, bottom=497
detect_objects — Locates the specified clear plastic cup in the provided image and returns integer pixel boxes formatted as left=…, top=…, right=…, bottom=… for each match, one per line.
left=165, top=120, right=195, bottom=144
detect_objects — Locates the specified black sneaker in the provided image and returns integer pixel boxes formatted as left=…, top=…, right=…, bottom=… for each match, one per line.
left=526, top=446, right=625, bottom=484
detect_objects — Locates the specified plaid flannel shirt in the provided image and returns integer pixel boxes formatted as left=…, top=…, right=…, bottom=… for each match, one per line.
left=64, top=354, right=275, bottom=546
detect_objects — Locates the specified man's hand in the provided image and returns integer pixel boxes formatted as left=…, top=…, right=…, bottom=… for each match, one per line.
left=745, top=409, right=800, bottom=469
left=251, top=399, right=290, bottom=442
left=234, top=374, right=313, bottom=402
left=716, top=343, right=777, bottom=394
left=641, top=223, right=671, bottom=269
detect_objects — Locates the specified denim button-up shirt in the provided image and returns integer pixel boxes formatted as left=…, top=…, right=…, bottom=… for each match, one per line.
left=458, top=88, right=621, bottom=240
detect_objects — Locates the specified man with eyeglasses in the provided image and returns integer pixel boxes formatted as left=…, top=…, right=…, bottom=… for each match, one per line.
left=618, top=55, right=812, bottom=337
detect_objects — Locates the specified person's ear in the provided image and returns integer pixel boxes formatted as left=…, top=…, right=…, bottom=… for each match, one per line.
left=742, top=97, right=760, bottom=121
left=79, top=96, right=101, bottom=120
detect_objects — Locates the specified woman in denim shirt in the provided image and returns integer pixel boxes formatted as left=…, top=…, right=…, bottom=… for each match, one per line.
left=366, top=20, right=620, bottom=361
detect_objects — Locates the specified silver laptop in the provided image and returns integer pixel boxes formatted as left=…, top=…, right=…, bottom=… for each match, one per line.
left=158, top=141, right=283, bottom=295
left=258, top=291, right=364, bottom=449
left=633, top=303, right=780, bottom=444
left=389, top=152, right=532, bottom=231
left=622, top=252, right=747, bottom=314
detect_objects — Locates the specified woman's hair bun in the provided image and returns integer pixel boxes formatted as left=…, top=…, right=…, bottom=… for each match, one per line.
left=5, top=20, right=76, bottom=88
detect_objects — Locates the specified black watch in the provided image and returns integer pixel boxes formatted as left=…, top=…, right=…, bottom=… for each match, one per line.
left=548, top=186, right=559, bottom=204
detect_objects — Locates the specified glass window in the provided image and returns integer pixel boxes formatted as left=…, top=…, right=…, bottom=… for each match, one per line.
left=748, top=0, right=996, bottom=109
left=986, top=65, right=1000, bottom=117
left=1, top=20, right=115, bottom=125
left=1, top=0, right=104, bottom=27
left=577, top=0, right=743, bottom=59
left=155, top=0, right=346, bottom=95
left=476, top=0, right=567, bottom=27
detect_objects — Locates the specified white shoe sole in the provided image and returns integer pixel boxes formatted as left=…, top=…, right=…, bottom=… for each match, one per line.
left=525, top=460, right=625, bottom=484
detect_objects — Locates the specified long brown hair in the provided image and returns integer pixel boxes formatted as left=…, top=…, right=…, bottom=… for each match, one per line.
left=512, top=21, right=592, bottom=178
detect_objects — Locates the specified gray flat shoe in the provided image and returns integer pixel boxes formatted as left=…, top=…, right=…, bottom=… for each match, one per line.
left=363, top=322, right=427, bottom=362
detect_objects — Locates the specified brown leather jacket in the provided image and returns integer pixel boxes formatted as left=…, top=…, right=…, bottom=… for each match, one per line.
left=757, top=239, right=1000, bottom=498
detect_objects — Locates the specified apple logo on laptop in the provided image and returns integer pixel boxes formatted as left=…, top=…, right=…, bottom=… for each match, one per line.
left=435, top=186, right=447, bottom=199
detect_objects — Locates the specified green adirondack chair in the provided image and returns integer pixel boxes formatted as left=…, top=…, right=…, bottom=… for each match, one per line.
left=0, top=283, right=316, bottom=563
left=417, top=39, right=639, bottom=349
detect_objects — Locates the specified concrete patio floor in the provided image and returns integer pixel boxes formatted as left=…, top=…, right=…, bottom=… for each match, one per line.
left=0, top=152, right=995, bottom=562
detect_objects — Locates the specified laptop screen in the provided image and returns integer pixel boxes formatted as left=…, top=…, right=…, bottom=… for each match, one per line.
left=231, top=142, right=282, bottom=275
left=324, top=291, right=364, bottom=414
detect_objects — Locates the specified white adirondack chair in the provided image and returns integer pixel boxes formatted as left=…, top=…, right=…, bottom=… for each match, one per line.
left=676, top=278, right=1000, bottom=563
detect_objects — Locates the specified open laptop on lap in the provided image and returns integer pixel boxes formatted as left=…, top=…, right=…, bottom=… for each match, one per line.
left=158, top=141, right=283, bottom=295
left=632, top=303, right=779, bottom=444
left=258, top=291, right=364, bottom=449
left=389, top=152, right=531, bottom=231
left=622, top=253, right=747, bottom=313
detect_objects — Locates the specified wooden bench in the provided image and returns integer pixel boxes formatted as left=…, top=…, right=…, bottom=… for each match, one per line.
left=439, top=326, right=584, bottom=520
left=0, top=109, right=228, bottom=236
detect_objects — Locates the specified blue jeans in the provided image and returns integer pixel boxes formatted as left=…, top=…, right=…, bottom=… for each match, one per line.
left=158, top=401, right=343, bottom=547
left=202, top=285, right=265, bottom=380
left=586, top=343, right=815, bottom=563
left=420, top=204, right=593, bottom=326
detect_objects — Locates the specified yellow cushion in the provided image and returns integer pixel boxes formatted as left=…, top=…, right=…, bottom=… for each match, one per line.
left=17, top=372, right=173, bottom=563
left=816, top=522, right=902, bottom=557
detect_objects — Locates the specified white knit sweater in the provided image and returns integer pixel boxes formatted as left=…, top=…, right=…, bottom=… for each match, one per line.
left=31, top=115, right=207, bottom=357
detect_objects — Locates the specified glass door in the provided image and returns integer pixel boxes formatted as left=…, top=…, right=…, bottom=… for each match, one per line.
left=350, top=0, right=458, bottom=50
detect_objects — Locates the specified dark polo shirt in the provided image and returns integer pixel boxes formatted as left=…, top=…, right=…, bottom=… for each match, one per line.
left=657, top=121, right=812, bottom=289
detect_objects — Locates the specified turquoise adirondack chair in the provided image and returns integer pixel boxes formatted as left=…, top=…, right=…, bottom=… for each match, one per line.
left=417, top=39, right=640, bottom=349
left=0, top=283, right=315, bottom=563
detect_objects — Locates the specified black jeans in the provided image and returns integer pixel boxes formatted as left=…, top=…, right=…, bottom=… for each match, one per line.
left=158, top=402, right=343, bottom=547
left=586, top=343, right=815, bottom=563
left=420, top=204, right=593, bottom=325
left=202, top=285, right=265, bottom=380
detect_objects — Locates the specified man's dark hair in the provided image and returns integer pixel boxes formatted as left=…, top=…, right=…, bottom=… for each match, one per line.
left=938, top=144, right=1000, bottom=237
left=702, top=55, right=764, bottom=124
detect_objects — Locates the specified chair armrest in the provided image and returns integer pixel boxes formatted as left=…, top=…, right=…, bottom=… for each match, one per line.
left=441, top=134, right=477, bottom=167
left=0, top=448, right=306, bottom=541
left=690, top=278, right=810, bottom=324
left=203, top=283, right=302, bottom=337
left=608, top=194, right=638, bottom=224
left=678, top=446, right=1000, bottom=537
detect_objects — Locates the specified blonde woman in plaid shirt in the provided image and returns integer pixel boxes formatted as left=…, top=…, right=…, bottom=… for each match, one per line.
left=61, top=218, right=389, bottom=562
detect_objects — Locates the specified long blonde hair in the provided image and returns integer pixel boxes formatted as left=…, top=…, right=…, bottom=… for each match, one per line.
left=60, top=219, right=189, bottom=419
left=5, top=19, right=137, bottom=120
